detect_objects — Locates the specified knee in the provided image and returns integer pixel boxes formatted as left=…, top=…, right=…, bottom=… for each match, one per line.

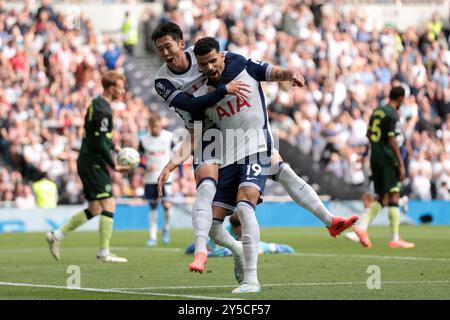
left=100, top=197, right=115, bottom=212
left=88, top=202, right=102, bottom=216
left=196, top=177, right=217, bottom=193
left=212, top=206, right=227, bottom=221
left=150, top=202, right=158, bottom=210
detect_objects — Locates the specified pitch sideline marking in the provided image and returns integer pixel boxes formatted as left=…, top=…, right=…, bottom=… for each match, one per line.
left=2, top=247, right=450, bottom=264
left=2, top=247, right=449, bottom=262
left=110, top=280, right=450, bottom=291
left=290, top=252, right=450, bottom=262
left=0, top=281, right=243, bottom=300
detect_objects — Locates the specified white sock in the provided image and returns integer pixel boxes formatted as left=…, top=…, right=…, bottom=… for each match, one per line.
left=53, top=229, right=64, bottom=241
left=163, top=207, right=171, bottom=232
left=98, top=248, right=109, bottom=257
left=392, top=232, right=400, bottom=242
left=192, top=180, right=216, bottom=255
left=236, top=201, right=260, bottom=285
left=149, top=208, right=158, bottom=241
left=209, top=220, right=243, bottom=256
left=276, top=163, right=334, bottom=227
left=359, top=214, right=369, bottom=230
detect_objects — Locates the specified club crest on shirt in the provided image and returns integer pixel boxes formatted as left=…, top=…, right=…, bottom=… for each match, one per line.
left=155, top=81, right=166, bottom=95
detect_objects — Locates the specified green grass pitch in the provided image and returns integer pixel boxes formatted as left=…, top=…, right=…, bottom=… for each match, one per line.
left=1, top=226, right=449, bottom=300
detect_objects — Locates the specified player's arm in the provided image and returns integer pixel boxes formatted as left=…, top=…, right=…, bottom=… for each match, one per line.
left=246, top=58, right=305, bottom=87
left=269, top=66, right=305, bottom=87
left=387, top=116, right=406, bottom=181
left=157, top=129, right=197, bottom=197
left=366, top=116, right=373, bottom=140
left=93, top=110, right=128, bottom=171
left=154, top=78, right=250, bottom=113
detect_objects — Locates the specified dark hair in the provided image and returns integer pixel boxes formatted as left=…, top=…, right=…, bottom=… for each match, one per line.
left=389, top=86, right=406, bottom=101
left=151, top=22, right=183, bottom=42
left=193, top=37, right=220, bottom=56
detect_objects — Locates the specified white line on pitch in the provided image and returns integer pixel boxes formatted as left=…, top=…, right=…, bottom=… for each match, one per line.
left=110, top=280, right=450, bottom=291
left=290, top=252, right=450, bottom=262
left=0, top=281, right=242, bottom=300
left=2, top=247, right=449, bottom=262
left=0, top=247, right=182, bottom=253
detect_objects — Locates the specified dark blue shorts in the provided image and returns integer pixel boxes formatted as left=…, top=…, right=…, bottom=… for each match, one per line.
left=144, top=183, right=170, bottom=203
left=212, top=152, right=270, bottom=213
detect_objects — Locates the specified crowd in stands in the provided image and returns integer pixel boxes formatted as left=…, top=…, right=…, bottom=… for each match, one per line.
left=1, top=0, right=450, bottom=207
left=0, top=0, right=197, bottom=207
left=158, top=0, right=450, bottom=201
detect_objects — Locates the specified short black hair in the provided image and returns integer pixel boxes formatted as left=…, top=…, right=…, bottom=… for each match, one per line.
left=151, top=22, right=183, bottom=43
left=389, top=86, right=406, bottom=101
left=193, top=37, right=220, bottom=56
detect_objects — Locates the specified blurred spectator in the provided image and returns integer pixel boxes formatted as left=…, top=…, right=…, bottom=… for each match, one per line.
left=1, top=0, right=450, bottom=205
left=144, top=0, right=450, bottom=199
left=436, top=181, right=450, bottom=200
left=121, top=11, right=138, bottom=56
left=15, top=184, right=36, bottom=209
left=411, top=168, right=432, bottom=200
left=103, top=34, right=124, bottom=71
left=32, top=171, right=58, bottom=208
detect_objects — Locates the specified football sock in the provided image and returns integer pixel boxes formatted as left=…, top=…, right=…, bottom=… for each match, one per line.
left=99, top=211, right=114, bottom=252
left=388, top=205, right=400, bottom=242
left=236, top=201, right=260, bottom=285
left=58, top=209, right=94, bottom=240
left=209, top=219, right=243, bottom=256
left=360, top=201, right=382, bottom=230
left=276, top=163, right=333, bottom=227
left=149, top=208, right=158, bottom=241
left=192, top=179, right=216, bottom=255
left=163, top=207, right=171, bottom=233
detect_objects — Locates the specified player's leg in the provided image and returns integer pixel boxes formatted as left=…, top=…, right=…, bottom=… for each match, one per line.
left=144, top=184, right=159, bottom=246
left=209, top=206, right=244, bottom=283
left=346, top=191, right=376, bottom=243
left=232, top=154, right=268, bottom=294
left=385, top=167, right=415, bottom=248
left=47, top=201, right=101, bottom=261
left=270, top=151, right=358, bottom=236
left=161, top=183, right=172, bottom=244
left=46, top=161, right=102, bottom=260
left=97, top=196, right=128, bottom=262
left=232, top=186, right=261, bottom=294
left=148, top=201, right=158, bottom=246
left=162, top=191, right=172, bottom=245
left=358, top=192, right=381, bottom=230
left=354, top=166, right=384, bottom=248
left=189, top=163, right=219, bottom=269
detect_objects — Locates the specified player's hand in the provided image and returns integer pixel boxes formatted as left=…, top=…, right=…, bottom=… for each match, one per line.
left=399, top=165, right=406, bottom=182
left=114, top=146, right=121, bottom=153
left=225, top=80, right=251, bottom=101
left=114, top=164, right=132, bottom=172
left=292, top=72, right=305, bottom=87
left=157, top=166, right=171, bottom=197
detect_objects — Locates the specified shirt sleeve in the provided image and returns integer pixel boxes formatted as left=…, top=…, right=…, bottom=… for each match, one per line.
left=387, top=114, right=398, bottom=138
left=154, top=78, right=228, bottom=113
left=246, top=59, right=273, bottom=82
